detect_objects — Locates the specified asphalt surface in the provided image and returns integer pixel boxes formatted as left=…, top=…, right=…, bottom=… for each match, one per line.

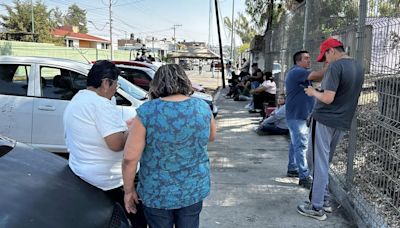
left=186, top=70, right=355, bottom=228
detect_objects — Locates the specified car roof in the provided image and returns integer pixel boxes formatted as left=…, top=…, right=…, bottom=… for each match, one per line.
left=116, top=64, right=155, bottom=73
left=0, top=135, right=114, bottom=227
left=111, top=60, right=158, bottom=71
left=0, top=56, right=92, bottom=73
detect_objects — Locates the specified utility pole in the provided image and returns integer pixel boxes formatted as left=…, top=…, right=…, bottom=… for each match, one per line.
left=31, top=0, right=35, bottom=34
left=230, top=0, right=235, bottom=60
left=172, top=24, right=182, bottom=50
left=214, top=0, right=225, bottom=88
left=109, top=0, right=113, bottom=60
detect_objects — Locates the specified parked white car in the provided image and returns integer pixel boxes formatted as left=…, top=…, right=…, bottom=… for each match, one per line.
left=0, top=56, right=141, bottom=153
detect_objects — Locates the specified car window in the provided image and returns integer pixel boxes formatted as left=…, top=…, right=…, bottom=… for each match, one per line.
left=40, top=67, right=86, bottom=100
left=114, top=93, right=132, bottom=106
left=0, top=64, right=30, bottom=96
left=120, top=68, right=152, bottom=81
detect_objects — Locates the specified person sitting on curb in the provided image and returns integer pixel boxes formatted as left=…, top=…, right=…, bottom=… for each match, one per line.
left=248, top=71, right=276, bottom=113
left=254, top=94, right=288, bottom=135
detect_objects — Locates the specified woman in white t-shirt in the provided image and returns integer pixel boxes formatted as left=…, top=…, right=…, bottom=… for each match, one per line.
left=249, top=71, right=277, bottom=112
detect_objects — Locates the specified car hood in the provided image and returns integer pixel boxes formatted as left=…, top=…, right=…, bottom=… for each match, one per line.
left=0, top=138, right=114, bottom=227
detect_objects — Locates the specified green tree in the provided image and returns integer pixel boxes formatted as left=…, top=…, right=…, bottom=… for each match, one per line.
left=50, top=7, right=64, bottom=27
left=224, top=13, right=257, bottom=53
left=64, top=4, right=87, bottom=33
left=245, top=0, right=294, bottom=30
left=0, top=0, right=54, bottom=42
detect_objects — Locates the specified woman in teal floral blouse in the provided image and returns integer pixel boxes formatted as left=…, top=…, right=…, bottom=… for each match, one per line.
left=122, top=64, right=216, bottom=228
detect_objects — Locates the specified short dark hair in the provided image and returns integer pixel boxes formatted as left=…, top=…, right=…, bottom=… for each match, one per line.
left=293, top=50, right=309, bottom=65
left=251, top=62, right=258, bottom=67
left=87, top=60, right=120, bottom=88
left=333, top=46, right=345, bottom=52
left=149, top=64, right=193, bottom=99
left=263, top=71, right=273, bottom=81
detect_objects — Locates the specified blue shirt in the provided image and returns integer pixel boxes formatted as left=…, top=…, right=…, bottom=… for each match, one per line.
left=136, top=97, right=212, bottom=209
left=285, top=66, right=314, bottom=120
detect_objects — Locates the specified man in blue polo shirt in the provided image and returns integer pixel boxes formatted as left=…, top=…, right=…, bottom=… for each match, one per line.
left=285, top=51, right=326, bottom=188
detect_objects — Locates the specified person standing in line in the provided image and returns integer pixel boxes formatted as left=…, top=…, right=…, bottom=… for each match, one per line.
left=63, top=60, right=147, bottom=227
left=285, top=51, right=326, bottom=188
left=199, top=60, right=203, bottom=75
left=122, top=64, right=217, bottom=228
left=211, top=60, right=215, bottom=78
left=297, top=38, right=364, bottom=221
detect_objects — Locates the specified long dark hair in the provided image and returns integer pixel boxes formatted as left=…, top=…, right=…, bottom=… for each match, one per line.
left=149, top=64, right=193, bottom=99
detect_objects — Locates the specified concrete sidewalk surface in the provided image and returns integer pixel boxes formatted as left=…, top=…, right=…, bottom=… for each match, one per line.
left=185, top=71, right=354, bottom=227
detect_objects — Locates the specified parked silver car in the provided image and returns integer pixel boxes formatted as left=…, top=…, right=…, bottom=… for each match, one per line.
left=0, top=56, right=141, bottom=153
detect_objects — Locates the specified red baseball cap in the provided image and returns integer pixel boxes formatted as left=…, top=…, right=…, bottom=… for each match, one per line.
left=316, top=37, right=344, bottom=62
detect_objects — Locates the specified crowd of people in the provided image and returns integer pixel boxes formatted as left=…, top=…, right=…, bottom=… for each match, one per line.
left=61, top=37, right=363, bottom=227
left=225, top=38, right=364, bottom=221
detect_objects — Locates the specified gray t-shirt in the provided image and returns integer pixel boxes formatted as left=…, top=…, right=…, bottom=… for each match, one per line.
left=312, top=58, right=364, bottom=130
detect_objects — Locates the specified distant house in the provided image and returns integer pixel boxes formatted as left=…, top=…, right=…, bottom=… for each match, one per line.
left=52, top=26, right=110, bottom=49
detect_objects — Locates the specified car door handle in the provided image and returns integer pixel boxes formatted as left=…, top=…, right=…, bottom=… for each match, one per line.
left=38, top=105, right=56, bottom=111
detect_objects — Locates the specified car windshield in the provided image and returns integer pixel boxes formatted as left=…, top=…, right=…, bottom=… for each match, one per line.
left=273, top=63, right=281, bottom=71
left=145, top=68, right=156, bottom=79
left=118, top=76, right=148, bottom=100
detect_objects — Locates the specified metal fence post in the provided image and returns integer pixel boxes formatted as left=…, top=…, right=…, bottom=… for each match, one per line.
left=345, top=0, right=368, bottom=191
left=302, top=0, right=310, bottom=50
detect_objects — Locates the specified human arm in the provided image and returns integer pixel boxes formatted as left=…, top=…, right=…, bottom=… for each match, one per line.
left=250, top=85, right=266, bottom=94
left=264, top=106, right=285, bottom=124
left=209, top=116, right=217, bottom=141
left=104, top=131, right=128, bottom=152
left=307, top=62, right=329, bottom=81
left=122, top=117, right=146, bottom=214
left=304, top=86, right=336, bottom=104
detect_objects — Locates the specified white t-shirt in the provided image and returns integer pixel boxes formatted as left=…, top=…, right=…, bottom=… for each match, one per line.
left=64, top=90, right=128, bottom=190
left=262, top=80, right=277, bottom=94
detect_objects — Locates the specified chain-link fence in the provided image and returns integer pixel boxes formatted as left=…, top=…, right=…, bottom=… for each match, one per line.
left=263, top=0, right=400, bottom=227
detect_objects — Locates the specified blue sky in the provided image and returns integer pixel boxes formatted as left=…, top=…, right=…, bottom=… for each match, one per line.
left=1, top=0, right=247, bottom=46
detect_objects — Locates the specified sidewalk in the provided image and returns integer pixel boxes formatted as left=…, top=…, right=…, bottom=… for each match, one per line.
left=186, top=70, right=354, bottom=227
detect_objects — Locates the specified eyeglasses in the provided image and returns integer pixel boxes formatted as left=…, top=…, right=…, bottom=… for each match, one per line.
left=102, top=78, right=120, bottom=89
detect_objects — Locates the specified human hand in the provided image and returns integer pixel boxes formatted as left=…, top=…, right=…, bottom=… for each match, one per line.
left=124, top=190, right=139, bottom=214
left=304, top=86, right=316, bottom=97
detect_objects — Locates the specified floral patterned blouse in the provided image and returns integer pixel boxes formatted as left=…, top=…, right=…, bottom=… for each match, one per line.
left=136, top=97, right=212, bottom=209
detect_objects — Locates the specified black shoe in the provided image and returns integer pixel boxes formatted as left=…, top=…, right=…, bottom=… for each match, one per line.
left=287, top=170, right=299, bottom=177
left=299, top=176, right=313, bottom=189
left=248, top=109, right=261, bottom=113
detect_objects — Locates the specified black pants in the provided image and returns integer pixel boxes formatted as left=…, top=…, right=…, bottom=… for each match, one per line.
left=105, top=186, right=147, bottom=228
left=253, top=92, right=276, bottom=109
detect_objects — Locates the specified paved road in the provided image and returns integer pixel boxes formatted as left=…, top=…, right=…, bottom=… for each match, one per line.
left=186, top=70, right=355, bottom=228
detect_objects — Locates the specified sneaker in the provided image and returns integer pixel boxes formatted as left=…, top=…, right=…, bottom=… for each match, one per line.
left=297, top=202, right=327, bottom=221
left=299, top=176, right=313, bottom=189
left=286, top=170, right=299, bottom=177
left=303, top=201, right=333, bottom=213
left=322, top=200, right=333, bottom=213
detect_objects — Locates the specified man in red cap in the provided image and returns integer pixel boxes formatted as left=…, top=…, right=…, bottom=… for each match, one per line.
left=297, top=37, right=365, bottom=221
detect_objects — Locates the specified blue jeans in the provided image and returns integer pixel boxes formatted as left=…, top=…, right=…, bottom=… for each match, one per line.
left=250, top=81, right=260, bottom=89
left=259, top=123, right=289, bottom=135
left=287, top=119, right=310, bottom=180
left=143, top=201, right=203, bottom=228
